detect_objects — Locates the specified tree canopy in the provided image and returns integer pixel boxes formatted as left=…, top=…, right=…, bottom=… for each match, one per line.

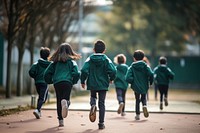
left=98, top=0, right=200, bottom=57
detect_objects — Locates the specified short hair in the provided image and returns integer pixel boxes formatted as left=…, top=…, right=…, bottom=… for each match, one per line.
left=159, top=56, right=167, bottom=64
left=40, top=47, right=50, bottom=60
left=94, top=40, right=106, bottom=53
left=117, top=54, right=126, bottom=64
left=133, top=50, right=144, bottom=61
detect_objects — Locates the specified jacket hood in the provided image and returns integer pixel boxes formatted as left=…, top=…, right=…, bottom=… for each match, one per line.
left=38, top=58, right=50, bottom=68
left=159, top=65, right=168, bottom=72
left=131, top=61, right=146, bottom=71
left=90, top=54, right=107, bottom=65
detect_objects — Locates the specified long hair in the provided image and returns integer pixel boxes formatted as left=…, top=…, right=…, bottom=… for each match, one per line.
left=49, top=43, right=81, bottom=62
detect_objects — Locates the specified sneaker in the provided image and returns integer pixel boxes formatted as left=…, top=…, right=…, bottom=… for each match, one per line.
left=61, top=99, right=68, bottom=118
left=160, top=103, right=163, bottom=110
left=143, top=106, right=149, bottom=118
left=117, top=102, right=124, bottom=114
left=33, top=109, right=41, bottom=119
left=58, top=120, right=64, bottom=127
left=89, top=105, right=97, bottom=122
left=135, top=114, right=140, bottom=120
left=98, top=123, right=105, bottom=130
left=121, top=112, right=126, bottom=116
left=164, top=98, right=168, bottom=106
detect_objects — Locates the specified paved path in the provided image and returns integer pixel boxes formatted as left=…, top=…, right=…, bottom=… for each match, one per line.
left=0, top=88, right=200, bottom=133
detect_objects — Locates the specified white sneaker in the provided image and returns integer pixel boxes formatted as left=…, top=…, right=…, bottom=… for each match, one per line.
left=59, top=120, right=64, bottom=127
left=61, top=99, right=68, bottom=118
left=121, top=112, right=126, bottom=116
left=33, top=109, right=41, bottom=119
left=135, top=114, right=140, bottom=120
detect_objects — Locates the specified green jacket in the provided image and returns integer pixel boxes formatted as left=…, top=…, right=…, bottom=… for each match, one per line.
left=153, top=65, right=175, bottom=86
left=126, top=61, right=153, bottom=94
left=81, top=53, right=116, bottom=91
left=114, top=64, right=129, bottom=90
left=29, top=59, right=51, bottom=84
left=44, top=59, right=80, bottom=85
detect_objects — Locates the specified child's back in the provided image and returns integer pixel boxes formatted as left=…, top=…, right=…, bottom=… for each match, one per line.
left=81, top=40, right=116, bottom=130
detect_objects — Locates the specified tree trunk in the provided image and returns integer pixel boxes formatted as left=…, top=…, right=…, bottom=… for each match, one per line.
left=6, top=40, right=12, bottom=98
left=27, top=31, right=35, bottom=95
left=16, top=48, right=24, bottom=96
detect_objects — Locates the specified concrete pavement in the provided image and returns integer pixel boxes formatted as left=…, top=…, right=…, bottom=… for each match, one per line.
left=1, top=88, right=200, bottom=114
left=0, top=88, right=200, bottom=133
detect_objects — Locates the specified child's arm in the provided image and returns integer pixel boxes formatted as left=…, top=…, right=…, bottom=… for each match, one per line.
left=147, top=65, right=154, bottom=85
left=71, top=60, right=80, bottom=84
left=29, top=63, right=38, bottom=79
left=106, top=59, right=117, bottom=81
left=167, top=67, right=175, bottom=80
left=80, top=61, right=90, bottom=89
left=44, top=63, right=55, bottom=84
left=125, top=67, right=134, bottom=83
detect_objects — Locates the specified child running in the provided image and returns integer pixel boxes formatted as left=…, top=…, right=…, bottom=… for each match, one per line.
left=126, top=50, right=153, bottom=120
left=80, top=39, right=116, bottom=130
left=153, top=56, right=175, bottom=110
left=113, top=54, right=129, bottom=116
left=44, top=43, right=81, bottom=127
left=29, top=47, right=51, bottom=119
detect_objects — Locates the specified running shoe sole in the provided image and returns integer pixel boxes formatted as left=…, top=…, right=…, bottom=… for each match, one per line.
left=89, top=105, right=97, bottom=122
left=117, top=103, right=124, bottom=114
left=143, top=106, right=149, bottom=118
left=61, top=99, right=68, bottom=118
left=33, top=111, right=40, bottom=119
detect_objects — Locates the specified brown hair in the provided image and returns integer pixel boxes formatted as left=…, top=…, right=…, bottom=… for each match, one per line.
left=159, top=56, right=167, bottom=64
left=49, top=43, right=81, bottom=62
left=133, top=50, right=144, bottom=61
left=114, top=54, right=126, bottom=64
left=94, top=40, right=106, bottom=53
left=40, top=47, right=50, bottom=60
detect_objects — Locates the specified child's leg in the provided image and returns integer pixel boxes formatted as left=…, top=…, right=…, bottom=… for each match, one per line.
left=90, top=90, right=97, bottom=106
left=122, top=89, right=127, bottom=112
left=116, top=88, right=124, bottom=114
left=158, top=85, right=164, bottom=103
left=54, top=86, right=62, bottom=120
left=89, top=90, right=97, bottom=122
left=163, top=85, right=169, bottom=99
left=141, top=93, right=149, bottom=117
left=54, top=82, right=72, bottom=120
left=98, top=90, right=107, bottom=124
left=158, top=85, right=165, bottom=110
left=154, top=83, right=158, bottom=100
left=141, top=94, right=147, bottom=106
left=35, top=83, right=48, bottom=112
left=163, top=85, right=169, bottom=106
left=134, top=92, right=140, bottom=115
left=116, top=88, right=123, bottom=104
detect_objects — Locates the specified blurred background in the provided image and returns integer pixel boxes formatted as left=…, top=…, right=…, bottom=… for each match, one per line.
left=0, top=0, right=199, bottom=98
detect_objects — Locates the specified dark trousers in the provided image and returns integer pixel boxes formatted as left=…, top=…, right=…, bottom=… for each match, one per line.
left=35, top=83, right=48, bottom=112
left=116, top=88, right=126, bottom=112
left=54, top=81, right=72, bottom=120
left=154, top=83, right=158, bottom=100
left=158, top=84, right=169, bottom=103
left=90, top=90, right=107, bottom=124
left=134, top=92, right=147, bottom=115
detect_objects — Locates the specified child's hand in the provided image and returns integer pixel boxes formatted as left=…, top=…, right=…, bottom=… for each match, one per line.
left=81, top=84, right=85, bottom=89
